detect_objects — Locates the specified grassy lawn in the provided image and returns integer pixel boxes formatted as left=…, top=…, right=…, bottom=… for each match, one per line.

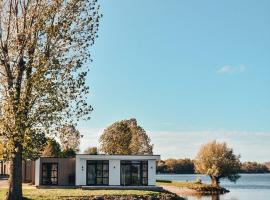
left=157, top=180, right=208, bottom=188
left=0, top=188, right=182, bottom=200
left=156, top=180, right=228, bottom=194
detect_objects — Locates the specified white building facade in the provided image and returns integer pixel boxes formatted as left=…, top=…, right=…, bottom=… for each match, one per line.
left=75, top=154, right=160, bottom=186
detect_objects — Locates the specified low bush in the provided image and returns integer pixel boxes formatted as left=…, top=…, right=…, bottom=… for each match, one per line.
left=156, top=180, right=172, bottom=183
left=194, top=177, right=202, bottom=184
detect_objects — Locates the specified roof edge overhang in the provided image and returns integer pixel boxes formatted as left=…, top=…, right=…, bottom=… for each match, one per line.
left=75, top=154, right=161, bottom=160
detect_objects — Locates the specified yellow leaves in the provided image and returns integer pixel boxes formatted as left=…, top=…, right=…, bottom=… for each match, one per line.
left=0, top=0, right=100, bottom=159
left=0, top=142, right=4, bottom=159
left=100, top=118, right=153, bottom=155
left=195, top=140, right=241, bottom=182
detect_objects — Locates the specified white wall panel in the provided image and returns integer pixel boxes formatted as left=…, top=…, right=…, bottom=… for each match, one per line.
left=109, top=160, right=120, bottom=185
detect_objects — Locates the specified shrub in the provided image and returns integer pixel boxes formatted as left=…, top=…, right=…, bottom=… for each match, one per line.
left=194, top=177, right=202, bottom=184
left=156, top=180, right=172, bottom=183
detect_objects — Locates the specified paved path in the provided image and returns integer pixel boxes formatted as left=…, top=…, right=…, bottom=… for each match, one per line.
left=0, top=177, right=8, bottom=188
left=161, top=185, right=199, bottom=197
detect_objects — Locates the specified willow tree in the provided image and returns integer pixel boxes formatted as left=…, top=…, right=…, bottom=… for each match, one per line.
left=195, top=141, right=241, bottom=187
left=0, top=0, right=101, bottom=199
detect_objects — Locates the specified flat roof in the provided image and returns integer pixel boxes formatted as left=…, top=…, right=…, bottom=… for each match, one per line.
left=76, top=154, right=160, bottom=156
left=76, top=154, right=161, bottom=160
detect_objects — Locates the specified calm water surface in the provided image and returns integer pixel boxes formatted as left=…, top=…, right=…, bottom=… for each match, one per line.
left=157, top=174, right=270, bottom=200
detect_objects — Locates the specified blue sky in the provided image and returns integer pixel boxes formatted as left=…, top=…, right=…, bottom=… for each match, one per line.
left=78, top=0, right=270, bottom=162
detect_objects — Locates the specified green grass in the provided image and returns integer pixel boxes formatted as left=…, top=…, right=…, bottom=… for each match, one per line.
left=0, top=188, right=185, bottom=200
left=0, top=189, right=161, bottom=200
left=157, top=180, right=204, bottom=187
left=156, top=180, right=228, bottom=194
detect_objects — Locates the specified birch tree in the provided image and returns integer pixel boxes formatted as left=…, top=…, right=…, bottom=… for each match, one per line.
left=0, top=0, right=101, bottom=199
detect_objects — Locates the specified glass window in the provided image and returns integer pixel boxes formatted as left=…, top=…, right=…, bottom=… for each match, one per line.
left=86, top=160, right=109, bottom=185
left=103, top=178, right=109, bottom=185
left=121, top=160, right=148, bottom=186
left=42, top=163, right=58, bottom=185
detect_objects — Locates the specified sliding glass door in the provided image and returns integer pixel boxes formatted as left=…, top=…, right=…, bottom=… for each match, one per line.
left=121, top=160, right=148, bottom=186
left=86, top=160, right=109, bottom=185
left=41, top=163, right=58, bottom=185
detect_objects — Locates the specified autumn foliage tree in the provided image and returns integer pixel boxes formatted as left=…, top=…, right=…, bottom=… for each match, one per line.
left=195, top=141, right=241, bottom=187
left=99, top=118, right=153, bottom=155
left=265, top=162, right=270, bottom=171
left=0, top=140, right=4, bottom=159
left=157, top=158, right=195, bottom=174
left=0, top=0, right=101, bottom=199
left=59, top=124, right=81, bottom=152
left=240, top=162, right=269, bottom=173
left=42, top=138, right=61, bottom=157
left=84, top=146, right=98, bottom=154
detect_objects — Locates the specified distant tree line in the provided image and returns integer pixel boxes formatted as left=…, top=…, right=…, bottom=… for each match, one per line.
left=240, top=162, right=269, bottom=173
left=265, top=162, right=270, bottom=170
left=42, top=125, right=81, bottom=158
left=157, top=158, right=195, bottom=174
left=157, top=158, right=269, bottom=174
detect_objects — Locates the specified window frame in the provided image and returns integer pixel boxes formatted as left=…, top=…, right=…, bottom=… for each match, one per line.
left=41, top=162, right=58, bottom=186
left=120, top=160, right=148, bottom=186
left=86, top=160, right=109, bottom=186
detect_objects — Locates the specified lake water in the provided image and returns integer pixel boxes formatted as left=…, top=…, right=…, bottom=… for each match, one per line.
left=157, top=174, right=270, bottom=200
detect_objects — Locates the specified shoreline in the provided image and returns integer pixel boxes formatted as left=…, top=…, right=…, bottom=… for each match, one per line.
left=157, top=180, right=230, bottom=196
left=157, top=172, right=270, bottom=175
left=161, top=185, right=229, bottom=197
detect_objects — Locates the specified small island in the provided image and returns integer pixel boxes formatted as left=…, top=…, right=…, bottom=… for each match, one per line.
left=157, top=141, right=241, bottom=196
left=157, top=180, right=229, bottom=196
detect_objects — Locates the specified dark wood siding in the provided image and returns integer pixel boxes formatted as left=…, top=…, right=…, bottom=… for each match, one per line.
left=40, top=158, right=75, bottom=186
left=22, top=160, right=35, bottom=184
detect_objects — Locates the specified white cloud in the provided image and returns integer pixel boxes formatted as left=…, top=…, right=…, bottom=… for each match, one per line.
left=147, top=130, right=270, bottom=162
left=78, top=127, right=270, bottom=163
left=78, top=127, right=104, bottom=152
left=217, top=64, right=247, bottom=74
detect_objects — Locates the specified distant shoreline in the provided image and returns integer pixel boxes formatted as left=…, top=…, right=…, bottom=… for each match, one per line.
left=157, top=172, right=270, bottom=175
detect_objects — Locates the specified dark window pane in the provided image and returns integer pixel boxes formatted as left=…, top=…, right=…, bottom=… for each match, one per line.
left=143, top=164, right=148, bottom=170
left=96, top=170, right=102, bottom=177
left=143, top=171, right=148, bottom=177
left=87, top=160, right=109, bottom=185
left=97, top=164, right=102, bottom=171
left=103, top=178, right=109, bottom=185
left=103, top=171, right=109, bottom=177
left=87, top=164, right=96, bottom=185
left=96, top=178, right=102, bottom=184
left=52, top=164, right=57, bottom=170
left=120, top=160, right=148, bottom=186
left=103, top=164, right=109, bottom=171
left=142, top=178, right=148, bottom=185
left=42, top=163, right=58, bottom=186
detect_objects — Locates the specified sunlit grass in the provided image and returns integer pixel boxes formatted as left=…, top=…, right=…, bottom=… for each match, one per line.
left=0, top=188, right=163, bottom=200
left=156, top=180, right=228, bottom=194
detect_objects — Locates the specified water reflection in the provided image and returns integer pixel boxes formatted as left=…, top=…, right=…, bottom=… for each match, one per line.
left=158, top=174, right=270, bottom=200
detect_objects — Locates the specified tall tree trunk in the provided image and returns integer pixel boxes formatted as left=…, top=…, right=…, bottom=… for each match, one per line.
left=6, top=144, right=23, bottom=200
left=211, top=194, right=220, bottom=200
left=211, top=176, right=220, bottom=187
